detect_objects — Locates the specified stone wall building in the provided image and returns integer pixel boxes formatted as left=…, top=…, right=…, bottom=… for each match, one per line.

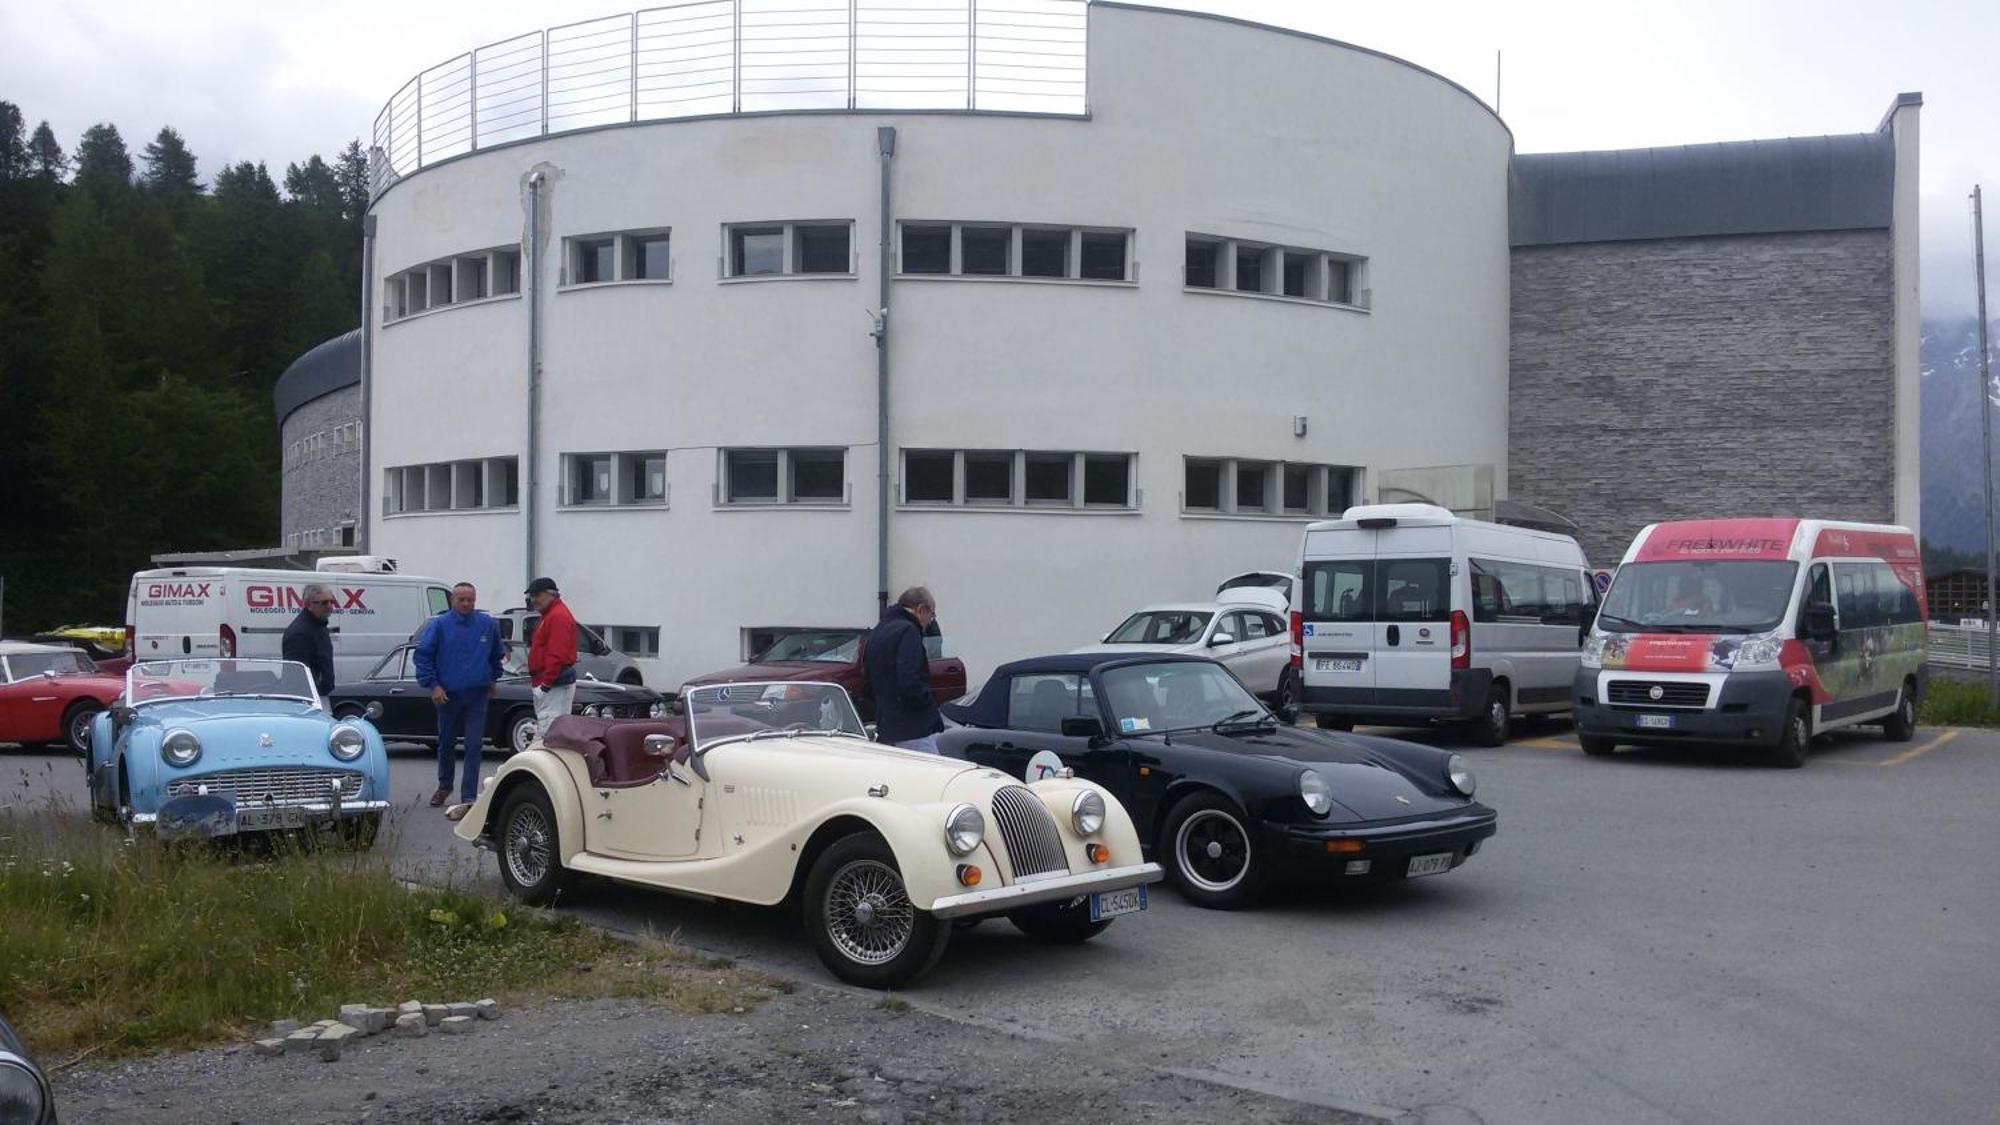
left=273, top=329, right=363, bottom=551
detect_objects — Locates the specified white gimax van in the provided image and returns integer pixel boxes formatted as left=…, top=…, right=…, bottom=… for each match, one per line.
left=1290, top=504, right=1593, bottom=745
left=1573, top=518, right=1928, bottom=767
left=127, top=563, right=454, bottom=683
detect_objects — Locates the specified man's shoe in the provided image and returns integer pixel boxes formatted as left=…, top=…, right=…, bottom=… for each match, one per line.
left=429, top=788, right=450, bottom=807
left=444, top=802, right=472, bottom=822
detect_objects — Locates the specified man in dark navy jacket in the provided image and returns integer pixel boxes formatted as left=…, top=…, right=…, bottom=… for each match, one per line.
left=414, top=582, right=504, bottom=808
left=863, top=586, right=943, bottom=752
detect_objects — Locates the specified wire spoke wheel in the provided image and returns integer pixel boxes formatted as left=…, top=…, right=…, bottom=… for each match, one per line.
left=823, top=859, right=915, bottom=965
left=505, top=803, right=552, bottom=888
left=1175, top=808, right=1251, bottom=892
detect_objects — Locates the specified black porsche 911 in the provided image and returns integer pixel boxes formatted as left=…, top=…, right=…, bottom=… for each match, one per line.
left=328, top=643, right=669, bottom=755
left=939, top=654, right=1496, bottom=908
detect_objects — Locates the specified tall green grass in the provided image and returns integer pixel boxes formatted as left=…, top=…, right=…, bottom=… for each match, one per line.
left=0, top=793, right=768, bottom=1059
left=1920, top=677, right=2000, bottom=728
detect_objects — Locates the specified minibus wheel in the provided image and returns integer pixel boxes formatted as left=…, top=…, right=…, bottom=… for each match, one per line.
left=1769, top=698, right=1811, bottom=768
left=1880, top=682, right=1917, bottom=742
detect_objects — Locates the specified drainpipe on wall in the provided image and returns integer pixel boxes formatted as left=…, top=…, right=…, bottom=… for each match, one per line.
left=875, top=126, right=896, bottom=616
left=525, top=170, right=547, bottom=589
left=357, top=213, right=376, bottom=552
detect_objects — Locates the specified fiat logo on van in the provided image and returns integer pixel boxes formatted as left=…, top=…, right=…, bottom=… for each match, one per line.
left=1648, top=685, right=1665, bottom=701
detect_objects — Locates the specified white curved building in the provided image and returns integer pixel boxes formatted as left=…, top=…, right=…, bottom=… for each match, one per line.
left=361, top=0, right=1513, bottom=685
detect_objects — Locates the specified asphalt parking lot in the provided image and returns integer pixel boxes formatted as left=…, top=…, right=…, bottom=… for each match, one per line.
left=5, top=720, right=1996, bottom=1125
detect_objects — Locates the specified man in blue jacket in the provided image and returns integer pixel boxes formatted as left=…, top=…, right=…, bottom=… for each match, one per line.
left=414, top=582, right=505, bottom=808
left=863, top=586, right=943, bottom=752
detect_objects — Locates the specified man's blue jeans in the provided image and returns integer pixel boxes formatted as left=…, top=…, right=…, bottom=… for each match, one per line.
left=436, top=690, right=489, bottom=801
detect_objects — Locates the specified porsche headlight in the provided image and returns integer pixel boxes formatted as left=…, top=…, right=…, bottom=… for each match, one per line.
left=944, top=803, right=985, bottom=856
left=1299, top=769, right=1334, bottom=816
left=0, top=1058, right=49, bottom=1125
left=1580, top=633, right=1607, bottom=670
left=161, top=728, right=201, bottom=768
left=1446, top=753, right=1476, bottom=798
left=328, top=724, right=367, bottom=762
left=1070, top=789, right=1106, bottom=836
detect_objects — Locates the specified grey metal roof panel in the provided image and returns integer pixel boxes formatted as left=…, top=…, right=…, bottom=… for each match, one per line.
left=272, top=328, right=362, bottom=423
left=1510, top=132, right=1895, bottom=247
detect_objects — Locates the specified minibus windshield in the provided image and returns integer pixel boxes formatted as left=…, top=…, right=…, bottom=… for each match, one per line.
left=1596, top=561, right=1798, bottom=634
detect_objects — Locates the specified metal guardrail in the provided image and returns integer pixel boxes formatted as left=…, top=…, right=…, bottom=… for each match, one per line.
left=1929, top=623, right=1998, bottom=673
left=370, top=0, right=1089, bottom=197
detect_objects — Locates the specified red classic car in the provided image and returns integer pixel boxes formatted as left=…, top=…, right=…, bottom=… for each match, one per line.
left=681, top=628, right=967, bottom=721
left=0, top=641, right=128, bottom=753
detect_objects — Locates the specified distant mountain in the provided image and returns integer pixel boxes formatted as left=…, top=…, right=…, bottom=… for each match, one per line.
left=1921, top=317, right=2000, bottom=557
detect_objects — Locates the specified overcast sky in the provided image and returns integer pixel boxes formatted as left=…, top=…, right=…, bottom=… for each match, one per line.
left=3, top=0, right=1992, bottom=316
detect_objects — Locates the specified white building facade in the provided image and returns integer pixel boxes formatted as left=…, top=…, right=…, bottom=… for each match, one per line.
left=362, top=1, right=1514, bottom=685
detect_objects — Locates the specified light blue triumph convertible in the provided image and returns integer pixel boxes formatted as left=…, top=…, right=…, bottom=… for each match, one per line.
left=86, top=658, right=390, bottom=842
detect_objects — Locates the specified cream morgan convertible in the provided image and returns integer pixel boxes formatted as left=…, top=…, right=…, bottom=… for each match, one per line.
left=454, top=682, right=1163, bottom=987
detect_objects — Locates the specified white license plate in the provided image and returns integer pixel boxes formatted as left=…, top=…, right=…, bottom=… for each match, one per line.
left=1314, top=657, right=1364, bottom=673
left=1405, top=852, right=1454, bottom=878
left=236, top=806, right=307, bottom=832
left=1637, top=714, right=1675, bottom=730
left=1089, top=885, right=1148, bottom=921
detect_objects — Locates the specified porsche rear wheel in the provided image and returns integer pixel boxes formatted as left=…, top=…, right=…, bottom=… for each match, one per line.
left=1008, top=897, right=1113, bottom=944
left=804, top=833, right=950, bottom=989
left=62, top=701, right=102, bottom=756
left=497, top=784, right=574, bottom=905
left=1161, top=792, right=1266, bottom=909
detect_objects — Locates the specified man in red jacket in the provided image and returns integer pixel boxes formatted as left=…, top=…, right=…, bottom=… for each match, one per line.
left=525, top=577, right=578, bottom=742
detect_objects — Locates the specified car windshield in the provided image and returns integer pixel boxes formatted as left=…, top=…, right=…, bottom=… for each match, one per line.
left=126, top=659, right=320, bottom=706
left=1105, top=611, right=1212, bottom=645
left=755, top=630, right=865, bottom=663
left=1097, top=661, right=1267, bottom=735
left=5, top=650, right=96, bottom=681
left=1597, top=561, right=1799, bottom=634
left=683, top=682, right=868, bottom=751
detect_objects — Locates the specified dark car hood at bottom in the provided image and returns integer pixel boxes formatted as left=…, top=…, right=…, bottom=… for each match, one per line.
left=1143, top=723, right=1472, bottom=822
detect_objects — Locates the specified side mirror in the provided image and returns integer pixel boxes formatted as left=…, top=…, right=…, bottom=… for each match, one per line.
left=363, top=701, right=385, bottom=721
left=1060, top=716, right=1106, bottom=741
left=1804, top=602, right=1838, bottom=640
left=642, top=733, right=678, bottom=759
left=1208, top=633, right=1236, bottom=647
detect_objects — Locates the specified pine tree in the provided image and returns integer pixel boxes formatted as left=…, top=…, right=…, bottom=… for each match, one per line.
left=73, top=123, right=132, bottom=198
left=0, top=102, right=26, bottom=180
left=140, top=126, right=201, bottom=197
left=336, top=139, right=370, bottom=224
left=27, top=121, right=65, bottom=181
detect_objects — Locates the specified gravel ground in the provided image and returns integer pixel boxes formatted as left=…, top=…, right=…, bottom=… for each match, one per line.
left=51, top=990, right=1369, bottom=1125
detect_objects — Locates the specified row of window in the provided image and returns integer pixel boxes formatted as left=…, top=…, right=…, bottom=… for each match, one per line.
left=1470, top=558, right=1593, bottom=627
left=392, top=450, right=1367, bottom=517
left=385, top=246, right=522, bottom=321
left=285, top=525, right=357, bottom=550
left=284, top=422, right=363, bottom=470
left=386, top=224, right=1368, bottom=322
left=1811, top=561, right=1924, bottom=629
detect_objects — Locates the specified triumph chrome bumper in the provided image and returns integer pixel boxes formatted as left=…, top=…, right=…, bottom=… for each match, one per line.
left=927, top=861, right=1163, bottom=919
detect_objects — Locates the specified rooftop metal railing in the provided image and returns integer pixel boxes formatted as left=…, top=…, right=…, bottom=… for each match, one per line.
left=369, top=0, right=1089, bottom=197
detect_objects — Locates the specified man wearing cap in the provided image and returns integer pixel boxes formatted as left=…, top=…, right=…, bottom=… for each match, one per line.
left=525, top=577, right=579, bottom=741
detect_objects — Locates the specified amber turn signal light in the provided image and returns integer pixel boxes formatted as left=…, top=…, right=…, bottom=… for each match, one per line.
left=956, top=864, right=982, bottom=886
left=1085, top=842, right=1110, bottom=865
left=1324, top=839, right=1364, bottom=855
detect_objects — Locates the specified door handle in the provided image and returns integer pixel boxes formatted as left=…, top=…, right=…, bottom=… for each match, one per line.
left=1386, top=625, right=1401, bottom=646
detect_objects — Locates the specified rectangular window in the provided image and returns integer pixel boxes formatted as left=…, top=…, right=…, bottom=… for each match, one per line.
left=496, top=458, right=519, bottom=507
left=1235, top=461, right=1271, bottom=512
left=428, top=262, right=454, bottom=305
left=1079, top=231, right=1127, bottom=281
left=1024, top=453, right=1072, bottom=505
left=901, top=224, right=951, bottom=274
left=964, top=452, right=1013, bottom=504
left=794, top=224, right=850, bottom=274
left=904, top=449, right=955, bottom=503
left=407, top=270, right=429, bottom=312
left=1326, top=466, right=1357, bottom=514
left=570, top=454, right=611, bottom=505
left=1378, top=558, right=1452, bottom=622
left=1020, top=228, right=1069, bottom=278
left=493, top=250, right=521, bottom=295
left=624, top=452, right=667, bottom=504
left=633, top=233, right=671, bottom=280
left=574, top=237, right=615, bottom=284
left=1185, top=459, right=1222, bottom=510
left=725, top=449, right=779, bottom=502
left=457, top=255, right=489, bottom=300
left=1006, top=673, right=1095, bottom=733
left=1234, top=246, right=1265, bottom=293
left=961, top=226, right=1010, bottom=275
left=1328, top=259, right=1354, bottom=304
left=454, top=460, right=485, bottom=509
left=385, top=456, right=517, bottom=514
left=1185, top=238, right=1219, bottom=288
left=1283, top=464, right=1312, bottom=513
left=1303, top=560, right=1372, bottom=622
left=1083, top=454, right=1129, bottom=506
left=1282, top=251, right=1311, bottom=298
left=790, top=448, right=845, bottom=502
left=731, top=226, right=785, bottom=276
left=611, top=626, right=660, bottom=658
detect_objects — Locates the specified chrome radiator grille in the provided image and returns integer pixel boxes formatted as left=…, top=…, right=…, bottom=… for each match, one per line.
left=1606, top=681, right=1711, bottom=710
left=990, top=785, right=1069, bottom=880
left=166, top=767, right=365, bottom=805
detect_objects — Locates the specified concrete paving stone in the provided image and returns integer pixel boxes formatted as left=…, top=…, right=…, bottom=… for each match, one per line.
left=437, top=1016, right=474, bottom=1035
left=251, top=1039, right=286, bottom=1058
left=394, top=1013, right=429, bottom=1038
left=475, top=998, right=500, bottom=1021
left=446, top=1002, right=479, bottom=1020
left=283, top=1030, right=319, bottom=1054
left=421, top=1004, right=449, bottom=1026
left=398, top=1000, right=424, bottom=1015
left=266, top=1019, right=300, bottom=1038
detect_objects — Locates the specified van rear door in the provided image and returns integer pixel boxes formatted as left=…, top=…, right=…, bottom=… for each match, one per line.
left=1300, top=546, right=1376, bottom=705
left=130, top=572, right=228, bottom=660
left=1373, top=552, right=1455, bottom=704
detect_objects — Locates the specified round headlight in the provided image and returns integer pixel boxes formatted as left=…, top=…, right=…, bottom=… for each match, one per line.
left=161, top=728, right=201, bottom=768
left=1447, top=753, right=1476, bottom=798
left=1070, top=789, right=1106, bottom=837
left=1299, top=769, right=1334, bottom=816
left=944, top=803, right=984, bottom=856
left=329, top=724, right=367, bottom=762
left=0, top=1059, right=49, bottom=1125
